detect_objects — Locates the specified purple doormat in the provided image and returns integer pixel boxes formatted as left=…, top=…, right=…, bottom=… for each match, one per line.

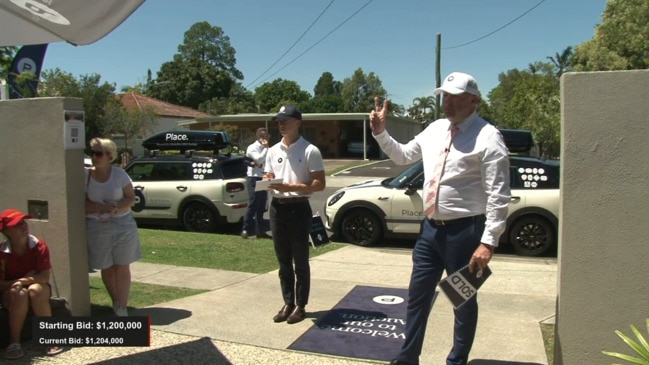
left=288, top=285, right=431, bottom=361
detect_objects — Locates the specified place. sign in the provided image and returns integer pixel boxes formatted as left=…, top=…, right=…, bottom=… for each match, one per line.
left=142, top=131, right=231, bottom=151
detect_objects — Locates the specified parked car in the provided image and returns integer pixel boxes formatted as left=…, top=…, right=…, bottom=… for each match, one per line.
left=347, top=141, right=377, bottom=157
left=124, top=130, right=249, bottom=233
left=84, top=154, right=92, bottom=167
left=324, top=155, right=560, bottom=256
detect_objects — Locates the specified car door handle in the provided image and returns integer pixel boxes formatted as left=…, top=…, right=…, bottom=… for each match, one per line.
left=176, top=186, right=188, bottom=192
left=511, top=196, right=521, bottom=202
left=134, top=186, right=145, bottom=190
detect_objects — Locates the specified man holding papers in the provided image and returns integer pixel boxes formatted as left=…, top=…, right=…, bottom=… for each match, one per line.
left=263, top=104, right=326, bottom=324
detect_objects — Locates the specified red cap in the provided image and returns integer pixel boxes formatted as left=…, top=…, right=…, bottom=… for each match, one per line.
left=0, top=209, right=33, bottom=230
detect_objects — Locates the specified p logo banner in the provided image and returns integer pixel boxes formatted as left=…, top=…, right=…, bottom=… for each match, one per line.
left=132, top=189, right=145, bottom=212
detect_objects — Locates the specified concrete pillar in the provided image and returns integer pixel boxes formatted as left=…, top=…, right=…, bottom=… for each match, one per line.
left=557, top=70, right=649, bottom=363
left=0, top=97, right=90, bottom=315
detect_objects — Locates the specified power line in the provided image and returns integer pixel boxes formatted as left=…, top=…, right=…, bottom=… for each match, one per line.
left=245, top=0, right=335, bottom=89
left=443, top=0, right=546, bottom=50
left=254, top=0, right=374, bottom=87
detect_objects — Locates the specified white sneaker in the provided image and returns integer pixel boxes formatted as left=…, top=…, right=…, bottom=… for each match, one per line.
left=116, top=307, right=128, bottom=317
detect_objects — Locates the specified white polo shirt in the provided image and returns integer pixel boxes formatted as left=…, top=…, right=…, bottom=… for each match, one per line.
left=264, top=136, right=324, bottom=199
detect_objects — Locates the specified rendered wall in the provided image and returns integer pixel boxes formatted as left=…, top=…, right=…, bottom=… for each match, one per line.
left=557, top=70, right=649, bottom=363
left=0, top=97, right=90, bottom=315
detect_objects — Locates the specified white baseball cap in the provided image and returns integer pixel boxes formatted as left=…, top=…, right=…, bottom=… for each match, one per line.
left=433, top=72, right=480, bottom=97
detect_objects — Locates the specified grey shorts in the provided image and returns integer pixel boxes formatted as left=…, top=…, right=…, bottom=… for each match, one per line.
left=86, top=214, right=142, bottom=270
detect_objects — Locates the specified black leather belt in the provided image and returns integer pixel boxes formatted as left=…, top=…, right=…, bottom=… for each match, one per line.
left=273, top=197, right=310, bottom=204
left=430, top=214, right=484, bottom=226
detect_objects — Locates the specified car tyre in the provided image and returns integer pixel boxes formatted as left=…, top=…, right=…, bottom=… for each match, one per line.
left=182, top=202, right=218, bottom=233
left=340, top=208, right=382, bottom=247
left=508, top=215, right=555, bottom=256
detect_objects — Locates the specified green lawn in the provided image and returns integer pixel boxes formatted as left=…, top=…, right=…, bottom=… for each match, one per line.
left=91, top=228, right=344, bottom=315
left=541, top=323, right=555, bottom=365
left=138, top=228, right=342, bottom=274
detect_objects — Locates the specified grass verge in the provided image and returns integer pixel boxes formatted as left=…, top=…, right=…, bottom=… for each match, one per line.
left=90, top=276, right=207, bottom=316
left=90, top=229, right=345, bottom=313
left=540, top=322, right=555, bottom=365
left=139, top=229, right=343, bottom=273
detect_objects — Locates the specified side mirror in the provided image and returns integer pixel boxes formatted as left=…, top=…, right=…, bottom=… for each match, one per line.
left=404, top=184, right=417, bottom=196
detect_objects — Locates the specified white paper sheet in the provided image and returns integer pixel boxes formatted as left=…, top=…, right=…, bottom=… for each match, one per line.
left=255, top=178, right=283, bottom=191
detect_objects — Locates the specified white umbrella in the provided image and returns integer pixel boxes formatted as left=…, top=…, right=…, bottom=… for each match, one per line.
left=0, top=0, right=145, bottom=47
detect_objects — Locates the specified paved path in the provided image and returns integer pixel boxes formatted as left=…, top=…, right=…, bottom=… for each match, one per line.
left=16, top=245, right=556, bottom=365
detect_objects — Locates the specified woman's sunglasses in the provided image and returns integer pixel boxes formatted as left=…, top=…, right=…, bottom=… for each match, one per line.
left=90, top=150, right=104, bottom=157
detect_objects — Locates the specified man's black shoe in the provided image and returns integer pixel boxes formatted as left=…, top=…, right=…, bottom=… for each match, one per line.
left=286, top=306, right=306, bottom=324
left=273, top=304, right=295, bottom=322
left=257, top=232, right=272, bottom=239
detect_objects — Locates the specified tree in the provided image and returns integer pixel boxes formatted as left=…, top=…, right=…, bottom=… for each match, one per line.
left=340, top=68, right=387, bottom=113
left=571, top=0, right=649, bottom=71
left=178, top=21, right=243, bottom=80
left=409, top=95, right=435, bottom=122
left=547, top=46, right=573, bottom=78
left=313, top=72, right=342, bottom=97
left=0, top=46, right=18, bottom=80
left=151, top=55, right=235, bottom=110
left=253, top=78, right=311, bottom=113
left=10, top=71, right=39, bottom=98
left=487, top=64, right=561, bottom=157
left=208, top=122, right=240, bottom=154
left=300, top=94, right=344, bottom=113
left=149, top=22, right=242, bottom=109
left=39, top=68, right=116, bottom=144
left=102, top=96, right=158, bottom=152
left=203, top=83, right=257, bottom=115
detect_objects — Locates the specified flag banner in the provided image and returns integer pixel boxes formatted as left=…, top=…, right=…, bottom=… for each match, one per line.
left=7, top=43, right=48, bottom=99
left=438, top=264, right=492, bottom=309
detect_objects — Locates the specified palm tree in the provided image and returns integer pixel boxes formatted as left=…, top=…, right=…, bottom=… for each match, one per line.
left=547, top=46, right=574, bottom=78
left=411, top=96, right=436, bottom=122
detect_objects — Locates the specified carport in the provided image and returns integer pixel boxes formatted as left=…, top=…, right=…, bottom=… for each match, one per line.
left=178, top=112, right=422, bottom=160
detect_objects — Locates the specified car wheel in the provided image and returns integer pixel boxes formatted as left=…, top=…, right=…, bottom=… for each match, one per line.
left=182, top=203, right=217, bottom=233
left=340, top=208, right=382, bottom=247
left=508, top=215, right=555, bottom=256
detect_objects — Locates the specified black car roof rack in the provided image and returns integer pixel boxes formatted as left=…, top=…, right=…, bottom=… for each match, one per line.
left=499, top=128, right=535, bottom=154
left=142, top=130, right=231, bottom=157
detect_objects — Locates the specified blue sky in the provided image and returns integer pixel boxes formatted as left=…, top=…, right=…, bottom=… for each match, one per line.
left=42, top=0, right=608, bottom=108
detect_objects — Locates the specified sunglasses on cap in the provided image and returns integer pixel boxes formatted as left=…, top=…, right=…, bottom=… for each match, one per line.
left=90, top=150, right=104, bottom=157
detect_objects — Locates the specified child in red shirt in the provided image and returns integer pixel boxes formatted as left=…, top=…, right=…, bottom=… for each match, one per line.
left=0, top=209, right=62, bottom=359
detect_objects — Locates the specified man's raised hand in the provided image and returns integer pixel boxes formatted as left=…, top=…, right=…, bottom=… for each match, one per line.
left=369, top=96, right=390, bottom=135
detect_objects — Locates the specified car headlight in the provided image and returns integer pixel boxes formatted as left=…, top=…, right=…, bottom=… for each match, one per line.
left=327, top=191, right=345, bottom=206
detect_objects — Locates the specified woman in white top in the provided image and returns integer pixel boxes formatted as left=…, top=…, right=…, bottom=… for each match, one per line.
left=85, top=138, right=141, bottom=317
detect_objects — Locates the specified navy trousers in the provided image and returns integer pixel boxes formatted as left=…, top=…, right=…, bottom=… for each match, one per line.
left=396, top=215, right=486, bottom=365
left=242, top=177, right=267, bottom=235
left=269, top=199, right=312, bottom=307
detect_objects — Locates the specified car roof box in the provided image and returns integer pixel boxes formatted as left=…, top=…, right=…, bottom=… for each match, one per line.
left=142, top=130, right=231, bottom=155
left=499, top=129, right=534, bottom=154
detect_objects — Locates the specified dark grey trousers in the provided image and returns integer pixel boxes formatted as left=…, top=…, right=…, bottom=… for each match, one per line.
left=269, top=199, right=312, bottom=307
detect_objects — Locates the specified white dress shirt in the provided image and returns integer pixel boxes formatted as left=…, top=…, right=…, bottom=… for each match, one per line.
left=373, top=112, right=510, bottom=246
left=246, top=139, right=268, bottom=178
left=264, top=137, right=324, bottom=199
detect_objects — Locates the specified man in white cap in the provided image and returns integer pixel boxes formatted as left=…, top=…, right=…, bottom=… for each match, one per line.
left=369, top=72, right=510, bottom=365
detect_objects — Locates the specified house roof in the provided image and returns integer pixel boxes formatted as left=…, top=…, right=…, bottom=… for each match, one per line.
left=117, top=92, right=211, bottom=119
